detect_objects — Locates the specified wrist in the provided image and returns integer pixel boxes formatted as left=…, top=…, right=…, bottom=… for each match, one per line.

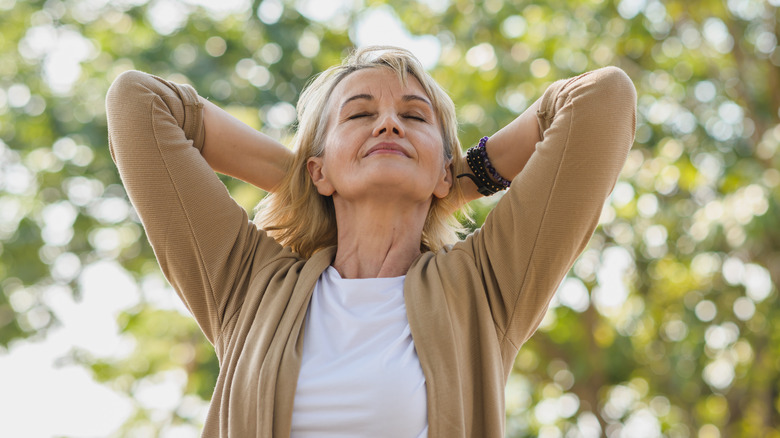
left=456, top=136, right=511, bottom=197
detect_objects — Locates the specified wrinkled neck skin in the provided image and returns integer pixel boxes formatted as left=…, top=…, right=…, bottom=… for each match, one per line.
left=331, top=195, right=430, bottom=279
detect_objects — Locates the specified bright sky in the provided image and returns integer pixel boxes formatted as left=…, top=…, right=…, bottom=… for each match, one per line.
left=0, top=329, right=133, bottom=437
left=1, top=261, right=139, bottom=437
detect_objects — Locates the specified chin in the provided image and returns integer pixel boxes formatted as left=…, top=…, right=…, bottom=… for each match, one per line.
left=369, top=181, right=435, bottom=203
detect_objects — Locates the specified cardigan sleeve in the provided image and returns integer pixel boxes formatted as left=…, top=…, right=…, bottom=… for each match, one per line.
left=453, top=66, right=637, bottom=350
left=105, top=70, right=286, bottom=345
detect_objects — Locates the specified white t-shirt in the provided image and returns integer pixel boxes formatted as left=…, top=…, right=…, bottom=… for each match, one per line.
left=290, top=266, right=428, bottom=438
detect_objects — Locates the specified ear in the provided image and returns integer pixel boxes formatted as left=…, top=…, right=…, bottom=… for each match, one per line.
left=307, top=156, right=335, bottom=196
left=433, top=159, right=453, bottom=199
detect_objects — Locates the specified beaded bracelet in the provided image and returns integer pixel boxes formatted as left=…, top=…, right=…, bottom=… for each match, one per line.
left=456, top=136, right=511, bottom=196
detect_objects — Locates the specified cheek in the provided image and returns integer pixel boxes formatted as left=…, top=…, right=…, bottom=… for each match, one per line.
left=421, top=133, right=447, bottom=164
left=419, top=125, right=446, bottom=153
left=321, top=141, right=349, bottom=168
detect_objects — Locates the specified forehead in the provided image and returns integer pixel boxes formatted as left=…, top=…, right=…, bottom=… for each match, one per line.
left=330, top=67, right=430, bottom=104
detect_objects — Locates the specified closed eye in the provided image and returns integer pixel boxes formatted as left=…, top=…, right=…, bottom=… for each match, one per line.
left=403, top=114, right=427, bottom=122
left=347, top=113, right=372, bottom=120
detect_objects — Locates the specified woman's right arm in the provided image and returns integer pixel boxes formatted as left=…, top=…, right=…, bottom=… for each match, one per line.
left=198, top=97, right=292, bottom=192
left=106, top=71, right=288, bottom=345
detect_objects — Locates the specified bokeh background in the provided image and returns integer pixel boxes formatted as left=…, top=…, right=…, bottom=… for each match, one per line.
left=1, top=0, right=779, bottom=436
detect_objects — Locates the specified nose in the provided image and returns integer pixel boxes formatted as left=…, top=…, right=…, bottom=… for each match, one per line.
left=372, top=112, right=405, bottom=138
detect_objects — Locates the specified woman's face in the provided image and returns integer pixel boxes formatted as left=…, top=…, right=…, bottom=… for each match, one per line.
left=307, top=67, right=452, bottom=205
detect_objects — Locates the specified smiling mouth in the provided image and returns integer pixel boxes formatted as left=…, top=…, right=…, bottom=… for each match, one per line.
left=365, top=142, right=410, bottom=157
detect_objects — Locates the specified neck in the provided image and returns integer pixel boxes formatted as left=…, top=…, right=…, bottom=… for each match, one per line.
left=331, top=196, right=430, bottom=278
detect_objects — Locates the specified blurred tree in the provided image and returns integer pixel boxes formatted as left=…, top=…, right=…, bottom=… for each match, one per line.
left=1, top=0, right=778, bottom=436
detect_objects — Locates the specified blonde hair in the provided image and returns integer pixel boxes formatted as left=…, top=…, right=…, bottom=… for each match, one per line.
left=255, top=46, right=468, bottom=258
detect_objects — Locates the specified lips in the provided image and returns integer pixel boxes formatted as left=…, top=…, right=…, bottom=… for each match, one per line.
left=364, top=142, right=410, bottom=157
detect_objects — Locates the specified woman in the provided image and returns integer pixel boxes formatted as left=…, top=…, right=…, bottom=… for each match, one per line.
left=106, top=46, right=636, bottom=437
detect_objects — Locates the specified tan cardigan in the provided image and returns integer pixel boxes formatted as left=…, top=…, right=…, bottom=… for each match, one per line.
left=106, top=67, right=635, bottom=437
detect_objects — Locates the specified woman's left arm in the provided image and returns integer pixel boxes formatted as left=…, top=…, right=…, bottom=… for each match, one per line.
left=455, top=67, right=637, bottom=349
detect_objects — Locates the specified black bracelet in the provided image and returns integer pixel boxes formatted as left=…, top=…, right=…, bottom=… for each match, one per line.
left=475, top=136, right=512, bottom=189
left=457, top=136, right=511, bottom=196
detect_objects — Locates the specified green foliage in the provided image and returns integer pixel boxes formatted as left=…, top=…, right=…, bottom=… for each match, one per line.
left=1, top=0, right=779, bottom=436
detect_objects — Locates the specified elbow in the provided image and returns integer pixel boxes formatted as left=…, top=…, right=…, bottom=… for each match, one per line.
left=596, top=66, right=637, bottom=104
left=105, top=70, right=157, bottom=162
left=105, top=70, right=174, bottom=125
left=585, top=66, right=637, bottom=117
left=553, top=66, right=638, bottom=150
left=589, top=66, right=637, bottom=146
left=106, top=70, right=141, bottom=156
left=105, top=70, right=151, bottom=128
left=106, top=70, right=149, bottom=110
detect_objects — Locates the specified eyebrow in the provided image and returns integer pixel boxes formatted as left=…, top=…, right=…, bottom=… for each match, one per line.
left=339, top=93, right=433, bottom=110
left=340, top=94, right=373, bottom=110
